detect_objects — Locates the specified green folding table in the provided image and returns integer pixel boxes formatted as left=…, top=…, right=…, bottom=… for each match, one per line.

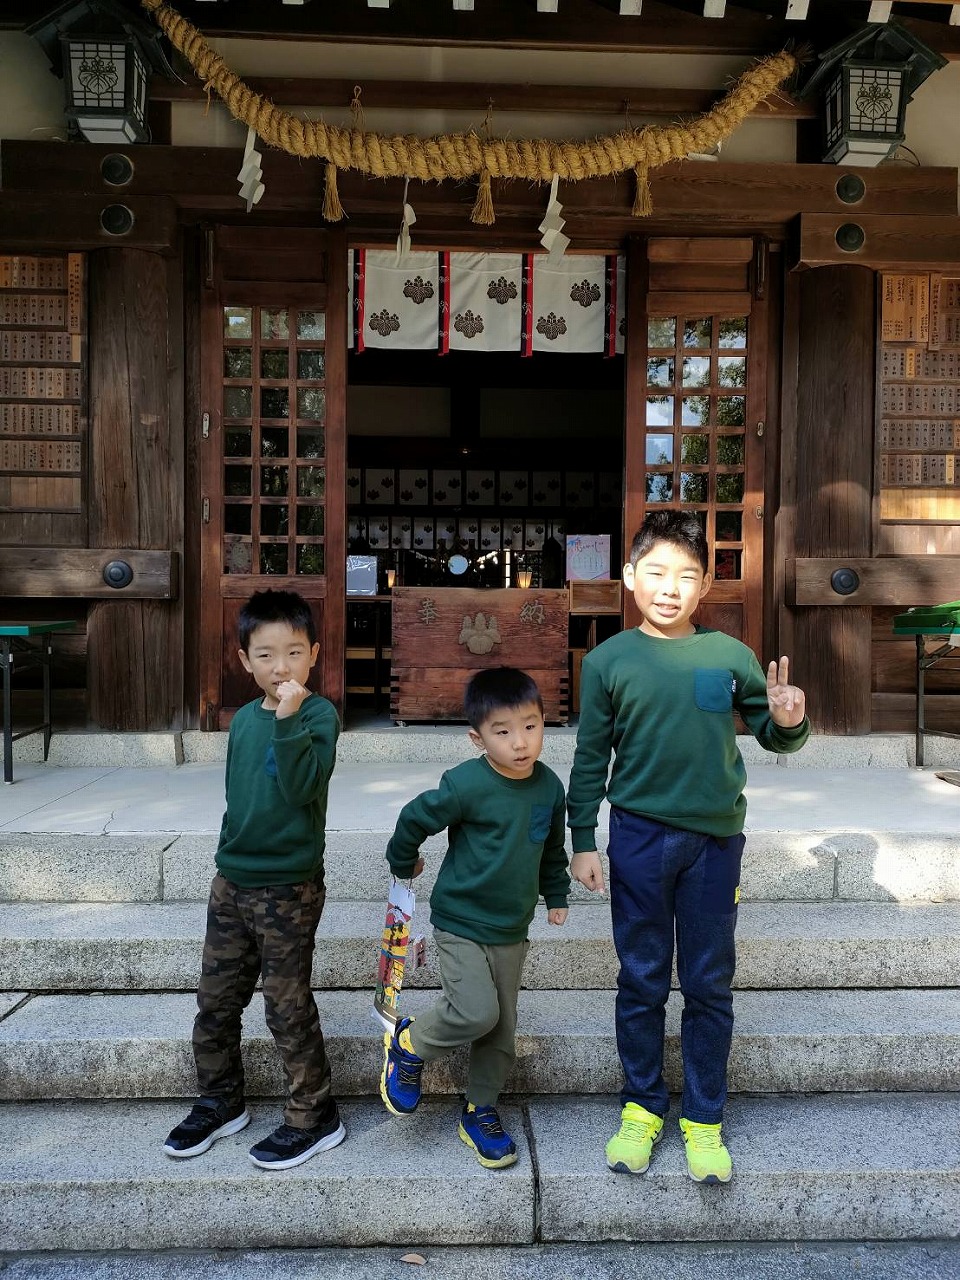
left=0, top=621, right=75, bottom=784
left=892, top=601, right=960, bottom=767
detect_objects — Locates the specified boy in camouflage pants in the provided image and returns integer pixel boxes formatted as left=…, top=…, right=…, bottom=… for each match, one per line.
left=163, top=589, right=344, bottom=1170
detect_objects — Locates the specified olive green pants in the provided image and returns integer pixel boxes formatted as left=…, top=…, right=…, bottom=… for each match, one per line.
left=407, top=928, right=529, bottom=1107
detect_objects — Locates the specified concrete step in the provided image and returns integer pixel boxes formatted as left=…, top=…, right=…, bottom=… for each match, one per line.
left=532, top=1092, right=960, bottom=1244
left=0, top=1093, right=957, bottom=1250
left=4, top=1242, right=959, bottom=1280
left=13, top=728, right=960, bottom=770
left=1, top=988, right=957, bottom=1101
left=1, top=900, right=958, bottom=992
left=3, top=829, right=960, bottom=904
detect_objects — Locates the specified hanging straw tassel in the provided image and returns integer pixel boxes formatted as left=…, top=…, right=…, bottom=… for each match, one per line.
left=323, top=163, right=345, bottom=222
left=470, top=168, right=495, bottom=226
left=632, top=165, right=653, bottom=218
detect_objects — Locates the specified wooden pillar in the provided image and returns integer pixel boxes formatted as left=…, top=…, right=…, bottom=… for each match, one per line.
left=792, top=265, right=875, bottom=734
left=85, top=249, right=184, bottom=730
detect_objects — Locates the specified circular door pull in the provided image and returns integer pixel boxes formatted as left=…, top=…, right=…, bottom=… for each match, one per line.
left=103, top=560, right=134, bottom=589
left=830, top=567, right=860, bottom=596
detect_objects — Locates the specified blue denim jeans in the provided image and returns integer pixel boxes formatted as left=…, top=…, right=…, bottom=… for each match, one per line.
left=607, top=806, right=743, bottom=1125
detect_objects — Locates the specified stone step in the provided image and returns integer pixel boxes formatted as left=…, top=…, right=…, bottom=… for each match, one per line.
left=4, top=1242, right=959, bottom=1280
left=1, top=900, right=958, bottom=992
left=0, top=1093, right=957, bottom=1250
left=13, top=728, right=960, bottom=770
left=1, top=988, right=957, bottom=1101
left=531, top=1093, right=960, bottom=1244
left=2, top=829, right=959, bottom=904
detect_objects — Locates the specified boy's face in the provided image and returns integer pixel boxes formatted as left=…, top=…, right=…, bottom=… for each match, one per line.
left=623, top=539, right=712, bottom=639
left=239, top=621, right=319, bottom=710
left=469, top=700, right=544, bottom=780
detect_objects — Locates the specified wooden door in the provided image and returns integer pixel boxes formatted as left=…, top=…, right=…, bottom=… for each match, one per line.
left=624, top=237, right=767, bottom=655
left=199, top=228, right=346, bottom=727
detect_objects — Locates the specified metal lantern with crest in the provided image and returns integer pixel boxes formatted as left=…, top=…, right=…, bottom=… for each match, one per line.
left=800, top=23, right=947, bottom=167
left=27, top=0, right=179, bottom=145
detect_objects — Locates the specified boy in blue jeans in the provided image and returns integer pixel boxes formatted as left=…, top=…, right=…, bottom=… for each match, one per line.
left=568, top=511, right=809, bottom=1184
left=380, top=667, right=569, bottom=1168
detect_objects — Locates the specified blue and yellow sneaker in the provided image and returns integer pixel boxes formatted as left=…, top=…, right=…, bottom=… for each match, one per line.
left=458, top=1103, right=518, bottom=1169
left=380, top=1016, right=424, bottom=1116
left=679, top=1117, right=733, bottom=1184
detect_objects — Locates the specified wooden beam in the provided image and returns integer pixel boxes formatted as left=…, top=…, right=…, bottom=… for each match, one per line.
left=793, top=212, right=960, bottom=272
left=0, top=549, right=178, bottom=599
left=790, top=557, right=960, bottom=607
left=2, top=144, right=957, bottom=233
left=149, top=72, right=815, bottom=118
left=0, top=192, right=177, bottom=255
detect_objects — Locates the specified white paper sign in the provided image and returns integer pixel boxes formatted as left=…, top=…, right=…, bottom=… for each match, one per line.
left=566, top=534, right=610, bottom=582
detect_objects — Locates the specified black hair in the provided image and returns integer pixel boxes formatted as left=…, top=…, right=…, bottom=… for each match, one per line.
left=463, top=666, right=543, bottom=731
left=628, top=509, right=709, bottom=574
left=237, top=589, right=317, bottom=652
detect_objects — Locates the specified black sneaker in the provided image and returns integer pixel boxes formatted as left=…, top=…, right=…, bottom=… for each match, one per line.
left=163, top=1099, right=251, bottom=1159
left=248, top=1110, right=347, bottom=1170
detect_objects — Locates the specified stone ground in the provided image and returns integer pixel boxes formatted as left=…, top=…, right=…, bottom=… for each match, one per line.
left=2, top=1243, right=959, bottom=1280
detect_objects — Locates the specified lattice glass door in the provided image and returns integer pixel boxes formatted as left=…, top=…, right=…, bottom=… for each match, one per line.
left=625, top=293, right=765, bottom=654
left=644, top=312, right=749, bottom=576
left=220, top=304, right=328, bottom=579
left=199, top=228, right=346, bottom=727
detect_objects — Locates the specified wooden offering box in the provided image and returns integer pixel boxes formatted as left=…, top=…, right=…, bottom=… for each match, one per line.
left=390, top=587, right=570, bottom=723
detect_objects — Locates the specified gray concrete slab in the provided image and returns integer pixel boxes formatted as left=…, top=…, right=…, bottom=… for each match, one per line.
left=1, top=988, right=957, bottom=1100
left=2, top=825, right=955, bottom=906
left=0, top=1098, right=533, bottom=1251
left=532, top=1092, right=960, bottom=1242
left=2, top=758, right=960, bottom=839
left=2, top=900, right=959, bottom=992
left=3, top=1243, right=959, bottom=1280
left=835, top=831, right=960, bottom=901
left=0, top=993, right=27, bottom=1021
left=0, top=765, right=120, bottom=826
left=0, top=765, right=225, bottom=835
left=47, top=734, right=183, bottom=768
left=165, top=832, right=841, bottom=904
left=0, top=834, right=172, bottom=902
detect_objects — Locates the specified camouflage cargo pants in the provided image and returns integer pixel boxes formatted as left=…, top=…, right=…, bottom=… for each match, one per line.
left=193, top=872, right=333, bottom=1128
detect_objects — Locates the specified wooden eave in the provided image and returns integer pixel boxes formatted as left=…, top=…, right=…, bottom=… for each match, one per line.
left=5, top=1, right=960, bottom=58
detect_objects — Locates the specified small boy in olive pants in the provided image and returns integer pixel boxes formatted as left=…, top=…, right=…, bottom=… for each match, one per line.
left=380, top=666, right=569, bottom=1168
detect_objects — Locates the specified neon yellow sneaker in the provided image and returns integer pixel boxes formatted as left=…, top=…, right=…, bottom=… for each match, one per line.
left=679, top=1118, right=733, bottom=1184
left=605, top=1103, right=664, bottom=1174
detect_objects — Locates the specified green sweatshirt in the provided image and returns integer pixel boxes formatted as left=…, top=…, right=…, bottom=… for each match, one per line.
left=386, top=756, right=570, bottom=945
left=567, top=627, right=810, bottom=851
left=215, top=693, right=340, bottom=888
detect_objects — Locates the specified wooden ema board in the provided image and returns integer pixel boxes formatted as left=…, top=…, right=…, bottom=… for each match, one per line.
left=390, top=586, right=569, bottom=723
left=0, top=253, right=84, bottom=513
left=878, top=273, right=960, bottom=523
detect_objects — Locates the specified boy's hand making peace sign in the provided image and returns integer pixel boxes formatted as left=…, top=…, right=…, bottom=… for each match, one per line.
left=766, top=656, right=806, bottom=729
